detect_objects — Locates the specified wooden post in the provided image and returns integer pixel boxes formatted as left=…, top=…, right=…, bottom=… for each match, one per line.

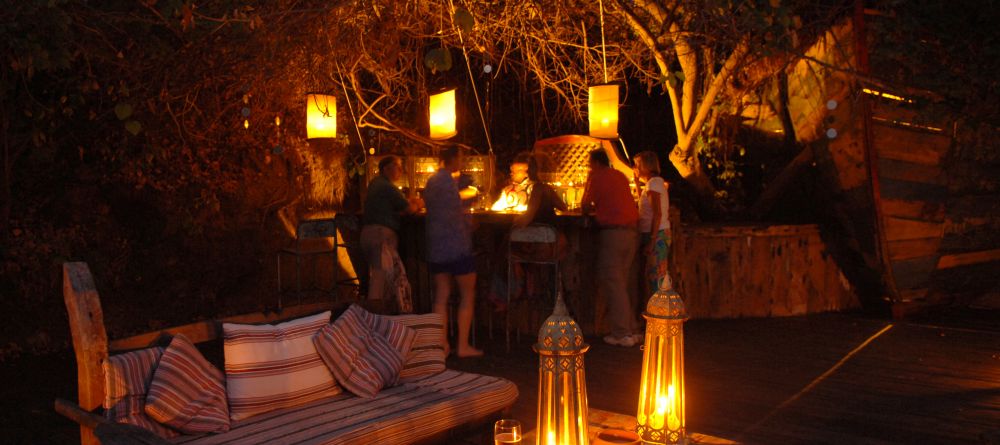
left=63, top=262, right=108, bottom=445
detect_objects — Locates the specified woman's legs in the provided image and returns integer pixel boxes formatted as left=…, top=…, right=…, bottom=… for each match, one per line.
left=432, top=272, right=452, bottom=356
left=454, top=272, right=483, bottom=357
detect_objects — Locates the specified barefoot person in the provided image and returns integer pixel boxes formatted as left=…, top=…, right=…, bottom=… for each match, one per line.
left=424, top=147, right=484, bottom=358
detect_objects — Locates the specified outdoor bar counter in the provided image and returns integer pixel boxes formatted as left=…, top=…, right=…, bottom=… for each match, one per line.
left=397, top=208, right=640, bottom=337
left=391, top=206, right=860, bottom=339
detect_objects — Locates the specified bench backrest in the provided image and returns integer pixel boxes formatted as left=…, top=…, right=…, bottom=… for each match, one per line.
left=62, top=262, right=336, bottom=445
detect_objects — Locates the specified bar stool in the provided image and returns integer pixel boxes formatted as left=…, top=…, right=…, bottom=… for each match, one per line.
left=506, top=224, right=560, bottom=352
left=277, top=218, right=337, bottom=309
left=277, top=217, right=360, bottom=309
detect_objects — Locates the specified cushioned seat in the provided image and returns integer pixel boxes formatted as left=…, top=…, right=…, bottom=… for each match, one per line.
left=169, top=370, right=518, bottom=445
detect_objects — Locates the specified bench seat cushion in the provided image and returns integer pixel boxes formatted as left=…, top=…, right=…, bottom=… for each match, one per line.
left=168, top=369, right=518, bottom=445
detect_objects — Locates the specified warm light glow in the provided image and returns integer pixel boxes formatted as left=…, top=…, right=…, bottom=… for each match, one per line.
left=306, top=93, right=337, bottom=139
left=429, top=89, right=457, bottom=139
left=588, top=84, right=619, bottom=139
left=862, top=87, right=914, bottom=103
left=871, top=116, right=944, bottom=133
left=535, top=292, right=589, bottom=445
left=637, top=279, right=687, bottom=444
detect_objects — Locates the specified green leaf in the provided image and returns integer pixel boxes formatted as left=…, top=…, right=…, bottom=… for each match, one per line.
left=424, top=47, right=453, bottom=73
left=454, top=9, right=474, bottom=34
left=674, top=70, right=685, bottom=83
left=114, top=103, right=133, bottom=120
left=669, top=73, right=681, bottom=88
left=125, top=120, right=142, bottom=135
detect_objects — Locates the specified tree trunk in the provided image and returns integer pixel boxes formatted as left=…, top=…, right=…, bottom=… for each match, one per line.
left=668, top=143, right=715, bottom=199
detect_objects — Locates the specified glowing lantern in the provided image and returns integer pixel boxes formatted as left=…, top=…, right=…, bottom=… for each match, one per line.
left=306, top=93, right=336, bottom=139
left=636, top=274, right=687, bottom=444
left=535, top=288, right=589, bottom=445
left=588, top=84, right=619, bottom=139
left=429, top=88, right=457, bottom=140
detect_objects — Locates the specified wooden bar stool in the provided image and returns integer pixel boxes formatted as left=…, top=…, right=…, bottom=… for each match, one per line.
left=506, top=224, right=561, bottom=352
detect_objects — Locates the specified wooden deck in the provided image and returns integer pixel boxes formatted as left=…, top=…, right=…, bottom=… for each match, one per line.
left=451, top=311, right=1000, bottom=445
left=4, top=311, right=997, bottom=444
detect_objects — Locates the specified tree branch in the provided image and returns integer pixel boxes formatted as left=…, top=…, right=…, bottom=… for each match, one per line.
left=680, top=37, right=749, bottom=151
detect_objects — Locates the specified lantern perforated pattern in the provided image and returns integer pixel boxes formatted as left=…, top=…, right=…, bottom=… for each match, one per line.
left=636, top=281, right=688, bottom=445
left=535, top=296, right=590, bottom=445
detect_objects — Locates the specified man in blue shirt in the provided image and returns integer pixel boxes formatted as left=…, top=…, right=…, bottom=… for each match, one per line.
left=424, top=147, right=483, bottom=358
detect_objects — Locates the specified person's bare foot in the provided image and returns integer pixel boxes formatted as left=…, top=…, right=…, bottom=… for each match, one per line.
left=456, top=346, right=484, bottom=358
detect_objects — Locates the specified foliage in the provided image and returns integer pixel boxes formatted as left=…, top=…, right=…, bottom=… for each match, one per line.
left=8, top=0, right=982, bottom=358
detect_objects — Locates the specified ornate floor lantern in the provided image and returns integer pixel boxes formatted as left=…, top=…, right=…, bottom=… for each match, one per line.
left=305, top=93, right=336, bottom=139
left=636, top=275, right=687, bottom=445
left=535, top=288, right=590, bottom=445
left=428, top=88, right=457, bottom=140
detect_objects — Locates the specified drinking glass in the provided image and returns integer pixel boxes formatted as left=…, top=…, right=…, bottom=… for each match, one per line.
left=494, top=419, right=522, bottom=444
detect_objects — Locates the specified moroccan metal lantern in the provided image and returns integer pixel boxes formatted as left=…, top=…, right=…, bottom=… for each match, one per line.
left=428, top=88, right=457, bottom=140
left=305, top=93, right=337, bottom=139
left=535, top=289, right=590, bottom=445
left=636, top=275, right=687, bottom=445
left=588, top=84, right=619, bottom=139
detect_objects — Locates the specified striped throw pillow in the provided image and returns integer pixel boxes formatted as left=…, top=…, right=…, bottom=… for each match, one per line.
left=382, top=313, right=447, bottom=382
left=103, top=347, right=179, bottom=438
left=223, top=311, right=341, bottom=421
left=351, top=304, right=417, bottom=359
left=145, top=334, right=229, bottom=433
left=313, top=306, right=408, bottom=398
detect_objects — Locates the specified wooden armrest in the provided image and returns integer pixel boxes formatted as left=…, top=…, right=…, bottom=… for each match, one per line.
left=55, top=398, right=105, bottom=429
left=54, top=398, right=172, bottom=445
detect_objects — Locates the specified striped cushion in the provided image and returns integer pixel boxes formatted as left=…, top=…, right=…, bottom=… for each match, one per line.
left=382, top=313, right=447, bottom=382
left=357, top=306, right=417, bottom=358
left=313, top=306, right=408, bottom=398
left=223, top=311, right=341, bottom=421
left=104, top=347, right=179, bottom=438
left=167, top=370, right=519, bottom=445
left=146, top=334, right=230, bottom=433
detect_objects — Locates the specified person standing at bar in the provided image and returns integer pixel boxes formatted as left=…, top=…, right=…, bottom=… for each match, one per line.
left=634, top=151, right=671, bottom=298
left=581, top=149, right=641, bottom=347
left=360, top=156, right=421, bottom=307
left=424, top=147, right=484, bottom=358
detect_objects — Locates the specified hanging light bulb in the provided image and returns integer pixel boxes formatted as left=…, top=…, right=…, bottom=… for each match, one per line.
left=588, top=84, right=619, bottom=139
left=306, top=93, right=337, bottom=139
left=429, top=88, right=457, bottom=140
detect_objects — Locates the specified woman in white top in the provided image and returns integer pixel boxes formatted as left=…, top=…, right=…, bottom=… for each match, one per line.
left=634, top=151, right=671, bottom=296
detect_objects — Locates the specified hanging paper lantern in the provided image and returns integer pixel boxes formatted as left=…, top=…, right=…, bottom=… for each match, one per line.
left=429, top=89, right=457, bottom=140
left=306, top=93, right=336, bottom=139
left=588, top=84, right=619, bottom=139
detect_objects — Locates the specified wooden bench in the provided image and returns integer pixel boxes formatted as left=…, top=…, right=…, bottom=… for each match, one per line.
left=59, top=262, right=517, bottom=445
